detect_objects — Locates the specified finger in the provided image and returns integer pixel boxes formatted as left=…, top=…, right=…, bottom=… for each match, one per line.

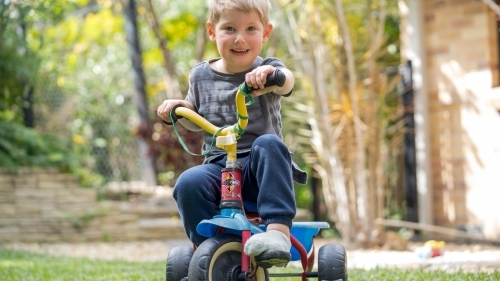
left=253, top=72, right=263, bottom=89
left=247, top=74, right=257, bottom=89
left=258, top=71, right=267, bottom=89
left=251, top=74, right=258, bottom=88
left=158, top=103, right=171, bottom=119
left=157, top=108, right=167, bottom=120
left=245, top=74, right=252, bottom=88
left=156, top=104, right=164, bottom=116
left=157, top=104, right=167, bottom=116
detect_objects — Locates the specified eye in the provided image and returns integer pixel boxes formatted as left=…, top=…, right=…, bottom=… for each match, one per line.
left=224, top=26, right=235, bottom=31
left=247, top=26, right=256, bottom=31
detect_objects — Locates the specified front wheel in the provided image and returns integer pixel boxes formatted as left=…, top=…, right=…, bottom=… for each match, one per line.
left=188, top=233, right=269, bottom=281
left=317, top=243, right=347, bottom=281
left=166, top=245, right=193, bottom=281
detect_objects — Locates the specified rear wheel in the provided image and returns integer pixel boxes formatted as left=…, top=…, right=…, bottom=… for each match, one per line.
left=188, top=233, right=268, bottom=281
left=166, top=245, right=193, bottom=281
left=317, top=243, right=347, bottom=281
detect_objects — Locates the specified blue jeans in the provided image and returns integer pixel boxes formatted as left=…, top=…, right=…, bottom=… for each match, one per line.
left=173, top=134, right=297, bottom=246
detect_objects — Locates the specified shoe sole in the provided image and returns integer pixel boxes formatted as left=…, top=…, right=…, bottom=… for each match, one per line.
left=254, top=250, right=291, bottom=268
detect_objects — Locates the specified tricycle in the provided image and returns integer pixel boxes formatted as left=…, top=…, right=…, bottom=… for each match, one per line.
left=164, top=69, right=347, bottom=281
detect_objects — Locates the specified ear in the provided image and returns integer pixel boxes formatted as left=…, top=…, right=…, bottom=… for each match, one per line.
left=262, top=23, right=273, bottom=43
left=206, top=21, right=216, bottom=42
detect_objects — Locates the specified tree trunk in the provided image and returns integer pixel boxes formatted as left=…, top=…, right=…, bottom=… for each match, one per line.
left=123, top=0, right=157, bottom=186
left=335, top=0, right=369, bottom=245
left=195, top=13, right=207, bottom=63
left=280, top=5, right=357, bottom=244
left=22, top=86, right=35, bottom=128
left=16, top=6, right=35, bottom=128
left=366, top=0, right=387, bottom=247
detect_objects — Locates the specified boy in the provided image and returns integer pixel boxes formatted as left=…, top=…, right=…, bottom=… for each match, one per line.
left=157, top=0, right=306, bottom=268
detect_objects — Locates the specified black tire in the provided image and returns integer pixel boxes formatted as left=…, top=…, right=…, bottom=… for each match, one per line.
left=166, top=245, right=193, bottom=281
left=317, top=243, right=348, bottom=281
left=188, top=233, right=269, bottom=281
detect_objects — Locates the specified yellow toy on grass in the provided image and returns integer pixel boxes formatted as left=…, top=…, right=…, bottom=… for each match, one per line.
left=415, top=240, right=446, bottom=259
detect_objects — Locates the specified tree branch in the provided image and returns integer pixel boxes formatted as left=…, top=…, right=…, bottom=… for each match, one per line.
left=144, top=0, right=182, bottom=99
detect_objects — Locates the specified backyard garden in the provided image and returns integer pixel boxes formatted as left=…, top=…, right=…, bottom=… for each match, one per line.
left=2, top=0, right=500, bottom=280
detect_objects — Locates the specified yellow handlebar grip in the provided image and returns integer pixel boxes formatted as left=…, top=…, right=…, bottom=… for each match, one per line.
left=174, top=107, right=234, bottom=136
left=174, top=90, right=249, bottom=137
left=235, top=90, right=248, bottom=133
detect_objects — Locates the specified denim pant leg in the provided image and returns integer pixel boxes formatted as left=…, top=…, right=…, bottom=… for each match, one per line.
left=241, top=134, right=296, bottom=229
left=173, top=160, right=224, bottom=246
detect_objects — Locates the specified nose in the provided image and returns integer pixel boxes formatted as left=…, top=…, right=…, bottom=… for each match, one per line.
left=235, top=32, right=244, bottom=43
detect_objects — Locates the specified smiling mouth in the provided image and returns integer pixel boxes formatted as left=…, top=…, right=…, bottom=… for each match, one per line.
left=231, top=49, right=249, bottom=54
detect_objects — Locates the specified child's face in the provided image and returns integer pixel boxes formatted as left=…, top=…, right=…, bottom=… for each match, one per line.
left=207, top=9, right=272, bottom=73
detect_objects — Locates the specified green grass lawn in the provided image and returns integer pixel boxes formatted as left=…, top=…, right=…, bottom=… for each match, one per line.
left=1, top=248, right=499, bottom=281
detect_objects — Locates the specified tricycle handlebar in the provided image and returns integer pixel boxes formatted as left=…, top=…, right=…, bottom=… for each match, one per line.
left=167, top=69, right=286, bottom=164
left=169, top=69, right=285, bottom=135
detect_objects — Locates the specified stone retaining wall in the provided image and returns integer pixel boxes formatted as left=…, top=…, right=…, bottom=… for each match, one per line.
left=0, top=168, right=184, bottom=243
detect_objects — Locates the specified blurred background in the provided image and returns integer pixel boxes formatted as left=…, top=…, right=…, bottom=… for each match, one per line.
left=1, top=0, right=500, bottom=247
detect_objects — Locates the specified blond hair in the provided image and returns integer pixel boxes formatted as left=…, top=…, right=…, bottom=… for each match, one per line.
left=208, top=0, right=271, bottom=25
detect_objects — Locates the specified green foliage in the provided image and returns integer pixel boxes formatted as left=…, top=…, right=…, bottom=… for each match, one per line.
left=0, top=0, right=79, bottom=118
left=0, top=12, right=39, bottom=121
left=320, top=228, right=341, bottom=239
left=31, top=4, right=141, bottom=184
left=294, top=182, right=313, bottom=209
left=1, top=0, right=210, bottom=187
left=0, top=0, right=105, bottom=187
left=0, top=118, right=76, bottom=171
left=0, top=118, right=105, bottom=187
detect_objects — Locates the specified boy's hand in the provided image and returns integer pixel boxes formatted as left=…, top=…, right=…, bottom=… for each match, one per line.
left=157, top=100, right=194, bottom=123
left=245, top=65, right=277, bottom=97
left=245, top=66, right=294, bottom=97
